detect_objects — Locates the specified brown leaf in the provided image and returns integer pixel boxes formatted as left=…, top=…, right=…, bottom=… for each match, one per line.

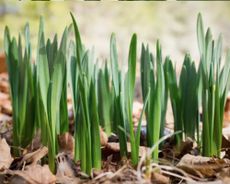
left=0, top=73, right=8, bottom=80
left=58, top=128, right=108, bottom=160
left=176, top=137, right=195, bottom=158
left=22, top=147, right=48, bottom=166
left=1, top=100, right=12, bottom=116
left=217, top=167, right=230, bottom=184
left=10, top=147, right=48, bottom=170
left=25, top=131, right=43, bottom=153
left=56, top=153, right=76, bottom=179
left=0, top=92, right=9, bottom=101
left=0, top=80, right=9, bottom=94
left=177, top=154, right=230, bottom=179
left=109, top=166, right=143, bottom=183
left=0, top=114, right=12, bottom=134
left=9, top=164, right=56, bottom=184
left=0, top=138, right=13, bottom=171
left=0, top=116, right=12, bottom=146
left=152, top=172, right=170, bottom=184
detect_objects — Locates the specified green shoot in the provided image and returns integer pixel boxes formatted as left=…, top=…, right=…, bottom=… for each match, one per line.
left=126, top=34, right=139, bottom=165
left=4, top=24, right=36, bottom=154
left=110, top=33, right=128, bottom=158
left=70, top=13, right=101, bottom=175
left=97, top=62, right=113, bottom=134
left=165, top=54, right=199, bottom=144
left=197, top=13, right=230, bottom=156
left=140, top=41, right=166, bottom=161
left=36, top=17, right=68, bottom=172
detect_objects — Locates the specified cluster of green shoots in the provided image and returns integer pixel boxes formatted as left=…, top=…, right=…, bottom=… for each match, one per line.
left=4, top=17, right=69, bottom=172
left=4, top=13, right=230, bottom=175
left=197, top=14, right=230, bottom=156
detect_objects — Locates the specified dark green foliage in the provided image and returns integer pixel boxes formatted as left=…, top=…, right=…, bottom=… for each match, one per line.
left=165, top=54, right=199, bottom=144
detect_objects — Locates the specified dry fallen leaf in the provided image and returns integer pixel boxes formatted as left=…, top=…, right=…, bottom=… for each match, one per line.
left=10, top=147, right=48, bottom=170
left=9, top=164, right=56, bottom=184
left=58, top=127, right=108, bottom=156
left=0, top=138, right=13, bottom=171
left=25, top=131, right=43, bottom=153
left=0, top=73, right=8, bottom=80
left=109, top=166, right=143, bottom=184
left=0, top=80, right=9, bottom=94
left=175, top=137, right=195, bottom=158
left=0, top=114, right=12, bottom=134
left=0, top=92, right=9, bottom=101
left=217, top=167, right=230, bottom=184
left=152, top=172, right=170, bottom=184
left=56, top=153, right=76, bottom=178
left=1, top=101, right=12, bottom=116
left=177, top=154, right=230, bottom=179
left=22, top=146, right=48, bottom=166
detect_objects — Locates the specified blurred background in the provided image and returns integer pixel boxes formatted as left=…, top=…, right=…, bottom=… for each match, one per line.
left=1, top=1, right=230, bottom=65
left=1, top=1, right=230, bottom=128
